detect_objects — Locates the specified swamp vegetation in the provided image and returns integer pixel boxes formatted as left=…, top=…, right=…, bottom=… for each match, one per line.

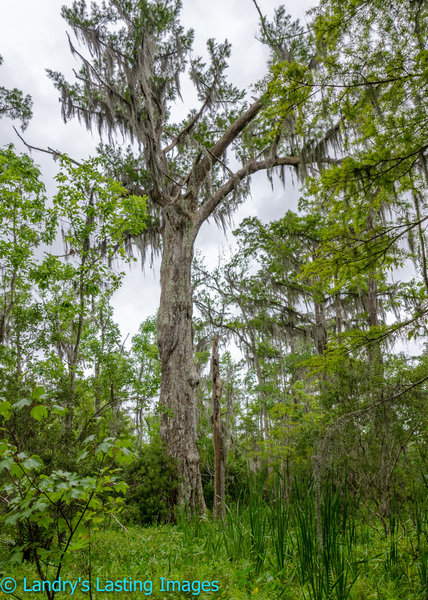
left=1, top=0, right=428, bottom=599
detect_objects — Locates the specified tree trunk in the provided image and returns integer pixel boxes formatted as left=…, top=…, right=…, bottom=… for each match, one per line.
left=212, top=336, right=225, bottom=521
left=251, top=336, right=270, bottom=442
left=314, top=300, right=327, bottom=355
left=157, top=205, right=206, bottom=514
left=94, top=361, right=101, bottom=413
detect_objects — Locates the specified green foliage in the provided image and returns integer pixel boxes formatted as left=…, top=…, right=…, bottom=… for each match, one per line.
left=4, top=467, right=428, bottom=599
left=0, top=146, right=55, bottom=292
left=123, top=436, right=178, bottom=525
left=54, top=156, right=148, bottom=264
left=0, top=392, right=131, bottom=590
left=129, top=316, right=162, bottom=443
left=1, top=3, right=428, bottom=599
left=293, top=475, right=359, bottom=600
left=0, top=55, right=33, bottom=129
left=172, top=469, right=428, bottom=600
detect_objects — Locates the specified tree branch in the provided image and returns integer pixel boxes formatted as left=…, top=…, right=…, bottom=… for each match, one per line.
left=13, top=127, right=83, bottom=166
left=163, top=97, right=210, bottom=154
left=251, top=0, right=290, bottom=61
left=195, top=154, right=339, bottom=229
left=189, top=99, right=263, bottom=193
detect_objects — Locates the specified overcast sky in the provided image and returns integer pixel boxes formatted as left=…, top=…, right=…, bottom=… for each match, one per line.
left=0, top=0, right=316, bottom=341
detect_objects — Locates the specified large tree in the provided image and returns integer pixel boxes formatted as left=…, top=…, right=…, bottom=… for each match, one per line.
left=48, top=0, right=336, bottom=510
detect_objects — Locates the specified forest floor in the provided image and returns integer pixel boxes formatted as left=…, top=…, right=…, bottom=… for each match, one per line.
left=4, top=519, right=425, bottom=600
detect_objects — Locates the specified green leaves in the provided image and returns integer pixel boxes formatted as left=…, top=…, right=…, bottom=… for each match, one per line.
left=31, top=404, right=48, bottom=421
left=0, top=430, right=131, bottom=576
left=7, top=388, right=59, bottom=422
left=95, top=436, right=135, bottom=465
left=76, top=450, right=89, bottom=463
left=22, top=455, right=44, bottom=471
left=54, top=156, right=148, bottom=266
left=0, top=398, right=12, bottom=419
left=0, top=55, right=33, bottom=129
left=12, top=397, right=32, bottom=410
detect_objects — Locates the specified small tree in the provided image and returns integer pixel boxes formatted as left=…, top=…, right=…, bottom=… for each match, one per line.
left=129, top=316, right=161, bottom=445
left=0, top=393, right=131, bottom=600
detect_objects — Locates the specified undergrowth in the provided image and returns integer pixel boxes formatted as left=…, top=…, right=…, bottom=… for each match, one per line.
left=1, top=473, right=427, bottom=600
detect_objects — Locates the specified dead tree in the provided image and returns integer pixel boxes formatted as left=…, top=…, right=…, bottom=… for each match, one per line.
left=212, top=336, right=225, bottom=520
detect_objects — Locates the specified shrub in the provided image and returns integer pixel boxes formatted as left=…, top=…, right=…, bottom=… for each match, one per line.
left=124, top=436, right=178, bottom=525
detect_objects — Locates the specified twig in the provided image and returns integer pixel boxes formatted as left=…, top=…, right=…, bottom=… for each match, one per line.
left=110, top=513, right=144, bottom=540
left=13, top=127, right=82, bottom=166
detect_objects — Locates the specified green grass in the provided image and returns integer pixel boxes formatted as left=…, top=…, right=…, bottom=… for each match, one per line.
left=2, top=477, right=427, bottom=600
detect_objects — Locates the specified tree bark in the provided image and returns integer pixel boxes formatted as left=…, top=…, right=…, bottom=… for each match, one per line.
left=314, top=300, right=327, bottom=355
left=157, top=204, right=206, bottom=514
left=212, top=336, right=225, bottom=521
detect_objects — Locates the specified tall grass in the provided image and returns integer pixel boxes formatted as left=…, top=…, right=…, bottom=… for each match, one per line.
left=171, top=468, right=428, bottom=599
left=412, top=472, right=428, bottom=599
left=5, top=468, right=428, bottom=600
left=293, top=474, right=359, bottom=600
left=267, top=473, right=291, bottom=576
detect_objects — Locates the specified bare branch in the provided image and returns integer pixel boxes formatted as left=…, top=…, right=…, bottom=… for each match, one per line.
left=163, top=97, right=210, bottom=154
left=13, top=127, right=83, bottom=166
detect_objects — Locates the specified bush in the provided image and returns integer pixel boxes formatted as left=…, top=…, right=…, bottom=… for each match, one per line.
left=124, top=436, right=178, bottom=525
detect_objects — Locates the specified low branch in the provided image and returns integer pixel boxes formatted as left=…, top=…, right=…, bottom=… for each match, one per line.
left=77, top=400, right=116, bottom=442
left=320, top=373, right=428, bottom=450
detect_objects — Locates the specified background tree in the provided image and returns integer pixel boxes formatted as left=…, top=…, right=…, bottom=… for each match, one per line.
left=129, top=316, right=161, bottom=445
left=0, top=55, right=32, bottom=129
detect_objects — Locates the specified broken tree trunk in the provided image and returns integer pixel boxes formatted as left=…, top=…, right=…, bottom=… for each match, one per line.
left=212, top=335, right=225, bottom=521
